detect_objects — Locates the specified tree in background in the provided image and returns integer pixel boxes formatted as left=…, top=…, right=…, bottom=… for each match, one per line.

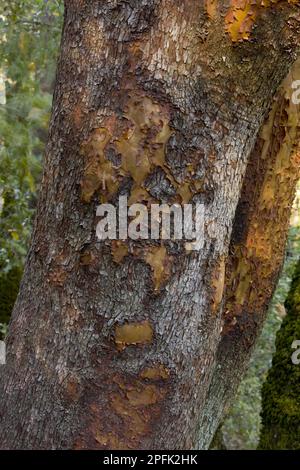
left=259, top=258, right=300, bottom=450
left=0, top=0, right=62, bottom=332
left=0, top=1, right=300, bottom=450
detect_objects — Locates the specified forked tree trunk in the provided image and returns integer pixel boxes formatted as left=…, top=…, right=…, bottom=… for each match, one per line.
left=0, top=1, right=300, bottom=450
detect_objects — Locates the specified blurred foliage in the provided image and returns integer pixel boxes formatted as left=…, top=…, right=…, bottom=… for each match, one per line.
left=0, top=0, right=62, bottom=337
left=0, top=0, right=63, bottom=273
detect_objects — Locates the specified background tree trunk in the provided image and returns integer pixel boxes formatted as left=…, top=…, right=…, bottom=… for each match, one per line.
left=259, top=258, right=300, bottom=450
left=0, top=1, right=300, bottom=449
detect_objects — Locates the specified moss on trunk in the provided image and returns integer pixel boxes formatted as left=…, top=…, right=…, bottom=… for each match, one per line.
left=259, top=260, right=300, bottom=449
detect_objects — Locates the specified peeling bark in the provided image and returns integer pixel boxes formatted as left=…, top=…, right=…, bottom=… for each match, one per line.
left=198, top=59, right=300, bottom=448
left=0, top=0, right=300, bottom=450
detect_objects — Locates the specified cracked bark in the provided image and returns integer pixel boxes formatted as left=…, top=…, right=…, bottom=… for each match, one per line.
left=198, top=58, right=300, bottom=447
left=0, top=0, right=300, bottom=450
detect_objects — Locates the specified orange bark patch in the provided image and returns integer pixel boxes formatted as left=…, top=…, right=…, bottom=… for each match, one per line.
left=225, top=0, right=299, bottom=42
left=206, top=0, right=218, bottom=18
left=225, top=0, right=257, bottom=42
left=140, top=364, right=170, bottom=381
left=64, top=376, right=82, bottom=402
left=71, top=102, right=85, bottom=129
left=80, top=91, right=201, bottom=207
left=74, top=400, right=131, bottom=450
left=80, top=250, right=95, bottom=266
left=65, top=302, right=80, bottom=323
left=115, top=94, right=173, bottom=188
left=126, top=384, right=162, bottom=407
left=144, top=245, right=172, bottom=291
left=48, top=252, right=70, bottom=287
left=111, top=240, right=129, bottom=264
left=80, top=125, right=118, bottom=203
left=114, top=320, right=153, bottom=351
left=108, top=373, right=169, bottom=445
left=74, top=369, right=170, bottom=449
left=246, top=224, right=272, bottom=260
left=48, top=266, right=68, bottom=286
left=93, top=431, right=129, bottom=450
left=110, top=394, right=149, bottom=435
left=211, top=257, right=226, bottom=313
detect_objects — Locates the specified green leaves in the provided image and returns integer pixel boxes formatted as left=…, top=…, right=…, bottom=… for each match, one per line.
left=0, top=0, right=62, bottom=272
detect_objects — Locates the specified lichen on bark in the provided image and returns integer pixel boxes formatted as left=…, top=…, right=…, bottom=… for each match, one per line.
left=259, top=259, right=300, bottom=450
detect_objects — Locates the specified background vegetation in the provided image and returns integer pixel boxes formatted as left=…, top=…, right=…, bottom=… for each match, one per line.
left=0, top=0, right=62, bottom=274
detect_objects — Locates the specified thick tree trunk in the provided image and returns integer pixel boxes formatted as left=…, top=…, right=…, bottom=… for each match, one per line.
left=0, top=1, right=300, bottom=449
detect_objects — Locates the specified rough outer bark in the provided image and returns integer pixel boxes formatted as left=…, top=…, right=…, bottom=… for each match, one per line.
left=259, top=258, right=300, bottom=450
left=0, top=1, right=300, bottom=450
left=198, top=58, right=300, bottom=447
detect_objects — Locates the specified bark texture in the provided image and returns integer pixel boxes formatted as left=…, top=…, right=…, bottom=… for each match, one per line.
left=198, top=58, right=300, bottom=447
left=0, top=0, right=300, bottom=449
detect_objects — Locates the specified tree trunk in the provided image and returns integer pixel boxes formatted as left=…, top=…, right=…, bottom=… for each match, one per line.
left=0, top=1, right=300, bottom=450
left=198, top=57, right=300, bottom=447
